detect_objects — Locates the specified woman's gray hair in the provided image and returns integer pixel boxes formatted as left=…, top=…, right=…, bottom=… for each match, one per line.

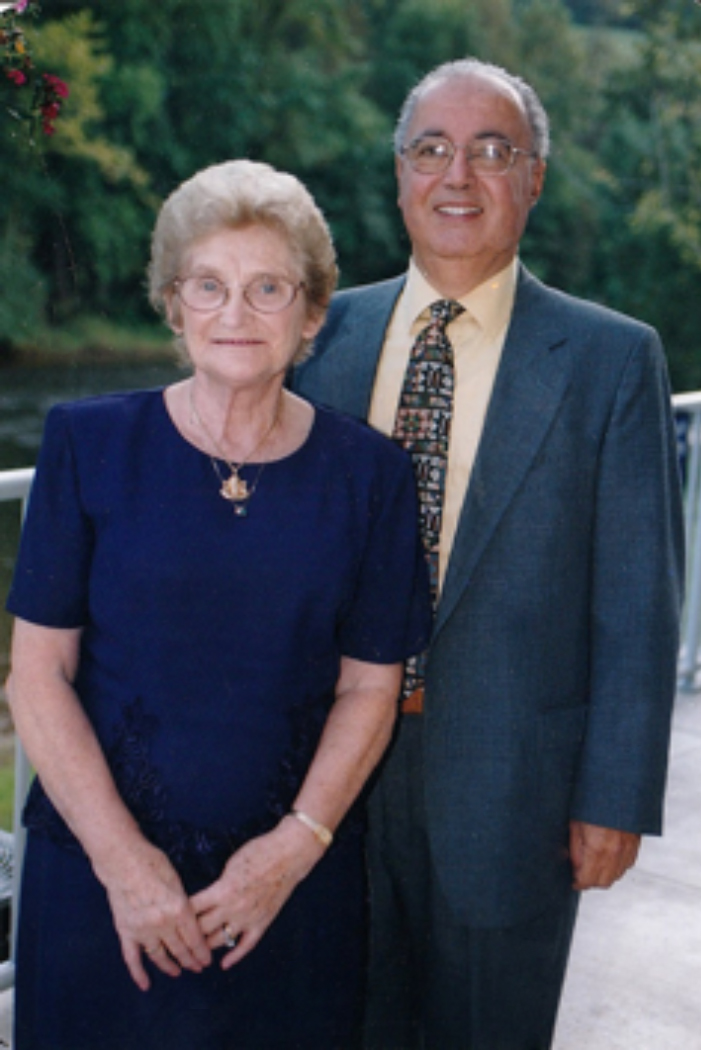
left=148, top=159, right=338, bottom=365
left=394, top=58, right=550, bottom=160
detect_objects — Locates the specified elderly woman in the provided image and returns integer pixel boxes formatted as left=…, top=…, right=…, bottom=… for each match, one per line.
left=5, top=160, right=430, bottom=1050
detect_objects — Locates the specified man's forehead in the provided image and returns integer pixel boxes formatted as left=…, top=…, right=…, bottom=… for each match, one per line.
left=409, top=73, right=527, bottom=135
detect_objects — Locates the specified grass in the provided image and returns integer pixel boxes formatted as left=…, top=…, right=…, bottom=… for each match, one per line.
left=6, top=313, right=174, bottom=366
left=0, top=762, right=14, bottom=833
left=0, top=689, right=16, bottom=833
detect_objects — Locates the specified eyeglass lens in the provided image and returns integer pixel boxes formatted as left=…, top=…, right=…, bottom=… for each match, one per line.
left=177, top=274, right=299, bottom=313
left=404, top=136, right=516, bottom=175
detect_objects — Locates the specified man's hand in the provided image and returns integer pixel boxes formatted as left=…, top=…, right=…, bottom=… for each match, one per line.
left=569, top=821, right=641, bottom=891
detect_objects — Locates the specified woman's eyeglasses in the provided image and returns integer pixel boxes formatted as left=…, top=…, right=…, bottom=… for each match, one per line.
left=173, top=273, right=304, bottom=314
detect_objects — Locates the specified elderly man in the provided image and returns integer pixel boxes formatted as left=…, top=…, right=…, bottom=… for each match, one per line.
left=294, top=59, right=684, bottom=1049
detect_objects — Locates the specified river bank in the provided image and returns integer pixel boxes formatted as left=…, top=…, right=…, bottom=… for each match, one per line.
left=1, top=314, right=175, bottom=370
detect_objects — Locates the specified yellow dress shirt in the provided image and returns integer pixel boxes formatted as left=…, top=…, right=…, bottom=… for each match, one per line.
left=369, top=258, right=518, bottom=588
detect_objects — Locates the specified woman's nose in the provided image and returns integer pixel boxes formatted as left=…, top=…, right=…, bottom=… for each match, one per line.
left=219, top=285, right=252, bottom=322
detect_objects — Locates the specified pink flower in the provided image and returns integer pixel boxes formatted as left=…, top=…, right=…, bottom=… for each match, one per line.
left=41, top=101, right=60, bottom=119
left=43, top=72, right=69, bottom=98
left=5, top=67, right=27, bottom=85
left=14, top=0, right=30, bottom=12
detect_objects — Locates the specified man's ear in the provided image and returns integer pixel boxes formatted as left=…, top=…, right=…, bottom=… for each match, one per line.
left=395, top=152, right=404, bottom=206
left=530, top=159, right=547, bottom=207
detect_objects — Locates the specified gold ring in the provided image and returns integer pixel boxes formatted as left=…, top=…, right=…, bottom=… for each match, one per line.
left=145, top=943, right=163, bottom=956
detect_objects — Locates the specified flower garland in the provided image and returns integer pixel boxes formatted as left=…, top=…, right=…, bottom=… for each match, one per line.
left=1, top=0, right=68, bottom=138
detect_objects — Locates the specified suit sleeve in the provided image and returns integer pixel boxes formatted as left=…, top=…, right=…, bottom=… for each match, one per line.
left=570, top=328, right=685, bottom=834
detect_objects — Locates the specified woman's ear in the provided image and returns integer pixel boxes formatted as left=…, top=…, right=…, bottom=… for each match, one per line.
left=302, top=304, right=326, bottom=343
left=163, top=289, right=183, bottom=334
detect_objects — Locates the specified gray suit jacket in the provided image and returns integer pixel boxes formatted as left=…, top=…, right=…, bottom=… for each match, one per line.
left=294, top=265, right=685, bottom=927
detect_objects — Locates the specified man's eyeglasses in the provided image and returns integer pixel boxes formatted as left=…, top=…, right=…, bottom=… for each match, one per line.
left=173, top=273, right=305, bottom=314
left=400, top=135, right=537, bottom=177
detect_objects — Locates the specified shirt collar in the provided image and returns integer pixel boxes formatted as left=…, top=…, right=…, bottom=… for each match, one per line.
left=401, top=257, right=519, bottom=340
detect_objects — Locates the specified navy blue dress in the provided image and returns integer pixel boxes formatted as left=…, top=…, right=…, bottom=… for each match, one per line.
left=6, top=390, right=431, bottom=1050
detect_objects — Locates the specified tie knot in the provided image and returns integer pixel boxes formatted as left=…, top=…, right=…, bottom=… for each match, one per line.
left=428, top=299, right=465, bottom=332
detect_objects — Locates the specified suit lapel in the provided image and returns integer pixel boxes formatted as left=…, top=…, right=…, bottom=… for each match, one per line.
left=312, top=277, right=405, bottom=418
left=435, top=270, right=572, bottom=637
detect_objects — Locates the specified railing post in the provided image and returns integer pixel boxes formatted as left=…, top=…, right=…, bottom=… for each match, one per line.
left=679, top=413, right=701, bottom=688
left=674, top=397, right=701, bottom=691
left=0, top=470, right=34, bottom=993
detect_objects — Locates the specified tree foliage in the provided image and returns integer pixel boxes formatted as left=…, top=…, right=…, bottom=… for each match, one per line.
left=2, top=0, right=701, bottom=388
left=582, top=0, right=701, bottom=387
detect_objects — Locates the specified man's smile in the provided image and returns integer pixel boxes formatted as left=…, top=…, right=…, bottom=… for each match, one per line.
left=434, top=203, right=483, bottom=217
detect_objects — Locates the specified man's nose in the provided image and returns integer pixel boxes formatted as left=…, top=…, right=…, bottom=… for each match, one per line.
left=444, top=147, right=477, bottom=186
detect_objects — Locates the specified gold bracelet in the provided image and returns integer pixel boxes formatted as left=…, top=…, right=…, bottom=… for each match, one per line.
left=291, top=809, right=333, bottom=848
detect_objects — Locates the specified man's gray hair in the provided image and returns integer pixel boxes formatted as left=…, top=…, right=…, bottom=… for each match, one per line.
left=394, top=58, right=550, bottom=160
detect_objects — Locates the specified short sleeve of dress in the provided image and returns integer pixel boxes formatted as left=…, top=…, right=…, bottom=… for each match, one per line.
left=338, top=443, right=432, bottom=664
left=6, top=404, right=93, bottom=628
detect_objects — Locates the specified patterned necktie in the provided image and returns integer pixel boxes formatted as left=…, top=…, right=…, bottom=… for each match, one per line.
left=393, top=298, right=465, bottom=700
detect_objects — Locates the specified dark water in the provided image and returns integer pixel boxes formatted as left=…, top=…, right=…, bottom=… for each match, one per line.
left=0, top=360, right=183, bottom=677
left=0, top=359, right=183, bottom=466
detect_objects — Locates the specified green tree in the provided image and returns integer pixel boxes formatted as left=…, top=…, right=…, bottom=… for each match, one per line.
left=32, top=12, right=156, bottom=319
left=506, top=0, right=594, bottom=286
left=7, top=0, right=403, bottom=315
left=560, top=0, right=632, bottom=24
left=586, top=0, right=701, bottom=388
left=68, top=0, right=394, bottom=285
left=4, top=0, right=700, bottom=390
left=1, top=8, right=157, bottom=346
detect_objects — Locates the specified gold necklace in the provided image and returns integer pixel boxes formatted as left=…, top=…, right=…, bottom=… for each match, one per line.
left=189, top=384, right=281, bottom=515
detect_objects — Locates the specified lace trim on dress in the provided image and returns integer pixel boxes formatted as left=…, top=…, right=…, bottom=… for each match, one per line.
left=23, top=697, right=361, bottom=885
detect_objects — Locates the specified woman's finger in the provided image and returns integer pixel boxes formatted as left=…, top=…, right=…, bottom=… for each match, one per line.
left=220, top=928, right=261, bottom=969
left=221, top=923, right=240, bottom=951
left=122, top=937, right=180, bottom=991
left=173, top=909, right=213, bottom=968
left=124, top=939, right=152, bottom=992
left=162, top=924, right=210, bottom=973
left=143, top=941, right=181, bottom=980
left=196, top=904, right=232, bottom=941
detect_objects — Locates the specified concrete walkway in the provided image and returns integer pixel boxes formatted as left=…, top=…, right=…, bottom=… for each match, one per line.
left=0, top=694, right=699, bottom=1048
left=554, top=692, right=701, bottom=1049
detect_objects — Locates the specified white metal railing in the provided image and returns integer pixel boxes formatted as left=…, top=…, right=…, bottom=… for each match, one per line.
left=0, top=468, right=33, bottom=993
left=673, top=392, right=701, bottom=691
left=0, top=392, right=699, bottom=990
